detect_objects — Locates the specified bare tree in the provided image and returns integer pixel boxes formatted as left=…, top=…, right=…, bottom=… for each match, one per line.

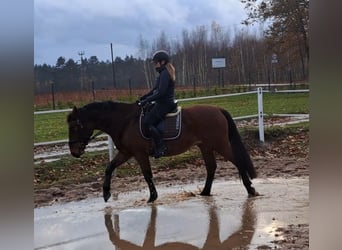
left=241, top=0, right=309, bottom=80
left=137, top=34, right=153, bottom=88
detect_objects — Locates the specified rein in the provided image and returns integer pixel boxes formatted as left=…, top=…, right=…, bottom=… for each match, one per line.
left=68, top=130, right=103, bottom=146
left=89, top=130, right=104, bottom=142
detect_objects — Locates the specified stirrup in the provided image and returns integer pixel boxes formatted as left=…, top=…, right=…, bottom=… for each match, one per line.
left=153, top=144, right=167, bottom=159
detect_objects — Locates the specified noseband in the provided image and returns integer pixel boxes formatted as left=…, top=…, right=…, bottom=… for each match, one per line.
left=68, top=139, right=89, bottom=147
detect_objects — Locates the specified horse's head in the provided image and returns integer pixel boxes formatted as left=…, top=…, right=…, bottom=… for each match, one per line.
left=67, top=106, right=93, bottom=158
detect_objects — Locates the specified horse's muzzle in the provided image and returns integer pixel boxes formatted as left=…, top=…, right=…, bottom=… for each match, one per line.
left=69, top=142, right=86, bottom=158
left=71, top=151, right=82, bottom=158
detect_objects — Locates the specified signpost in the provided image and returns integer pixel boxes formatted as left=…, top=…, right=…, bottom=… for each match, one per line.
left=212, top=58, right=226, bottom=68
left=268, top=53, right=278, bottom=91
left=212, top=58, right=226, bottom=87
left=271, top=53, right=278, bottom=64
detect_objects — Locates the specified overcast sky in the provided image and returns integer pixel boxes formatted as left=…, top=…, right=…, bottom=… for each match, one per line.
left=34, top=0, right=251, bottom=66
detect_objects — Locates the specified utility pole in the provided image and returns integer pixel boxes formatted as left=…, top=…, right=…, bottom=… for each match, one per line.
left=110, top=43, right=116, bottom=89
left=78, top=51, right=85, bottom=90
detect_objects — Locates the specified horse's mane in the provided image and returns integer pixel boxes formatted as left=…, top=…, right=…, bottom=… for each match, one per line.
left=80, top=101, right=139, bottom=120
left=82, top=101, right=128, bottom=111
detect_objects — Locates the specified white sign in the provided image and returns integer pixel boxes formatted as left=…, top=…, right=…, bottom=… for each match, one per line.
left=271, top=53, right=278, bottom=63
left=212, top=58, right=226, bottom=68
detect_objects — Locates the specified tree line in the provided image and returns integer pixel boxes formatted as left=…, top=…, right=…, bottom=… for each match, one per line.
left=34, top=0, right=308, bottom=95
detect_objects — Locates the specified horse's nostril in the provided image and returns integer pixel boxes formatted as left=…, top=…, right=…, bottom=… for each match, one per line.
left=71, top=150, right=81, bottom=158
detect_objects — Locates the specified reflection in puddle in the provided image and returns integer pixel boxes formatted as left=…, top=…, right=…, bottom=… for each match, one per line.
left=104, top=199, right=256, bottom=249
left=34, top=178, right=308, bottom=249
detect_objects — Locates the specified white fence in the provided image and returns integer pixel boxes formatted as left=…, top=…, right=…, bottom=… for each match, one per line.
left=34, top=88, right=309, bottom=160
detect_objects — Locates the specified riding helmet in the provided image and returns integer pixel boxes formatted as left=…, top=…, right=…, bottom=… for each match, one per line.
left=152, top=50, right=170, bottom=63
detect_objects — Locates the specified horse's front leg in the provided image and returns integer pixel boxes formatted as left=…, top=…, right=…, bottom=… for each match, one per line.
left=135, top=154, right=158, bottom=203
left=103, top=151, right=131, bottom=202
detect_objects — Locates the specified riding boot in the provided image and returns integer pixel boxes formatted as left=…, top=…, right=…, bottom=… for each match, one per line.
left=148, top=125, right=167, bottom=158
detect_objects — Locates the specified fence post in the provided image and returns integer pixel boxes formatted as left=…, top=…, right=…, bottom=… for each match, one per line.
left=108, top=135, right=117, bottom=178
left=108, top=136, right=115, bottom=161
left=257, top=87, right=265, bottom=142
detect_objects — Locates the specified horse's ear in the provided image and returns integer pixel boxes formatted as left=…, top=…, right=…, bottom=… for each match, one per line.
left=71, top=106, right=79, bottom=115
left=68, top=106, right=79, bottom=122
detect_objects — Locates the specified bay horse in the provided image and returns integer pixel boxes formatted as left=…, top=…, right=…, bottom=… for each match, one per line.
left=67, top=101, right=258, bottom=203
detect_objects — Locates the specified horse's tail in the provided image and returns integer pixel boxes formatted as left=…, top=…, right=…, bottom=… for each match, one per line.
left=220, top=109, right=257, bottom=179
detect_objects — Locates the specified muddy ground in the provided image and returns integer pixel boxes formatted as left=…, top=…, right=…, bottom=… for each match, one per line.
left=34, top=124, right=309, bottom=249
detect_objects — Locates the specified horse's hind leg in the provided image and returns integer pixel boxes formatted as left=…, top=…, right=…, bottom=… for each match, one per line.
left=216, top=142, right=258, bottom=197
left=198, top=144, right=217, bottom=196
left=239, top=171, right=258, bottom=197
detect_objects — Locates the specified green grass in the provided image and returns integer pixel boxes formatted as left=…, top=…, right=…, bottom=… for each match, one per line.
left=180, top=92, right=309, bottom=117
left=34, top=92, right=309, bottom=143
left=262, top=93, right=309, bottom=115
left=239, top=121, right=309, bottom=140
left=180, top=93, right=258, bottom=117
left=34, top=112, right=69, bottom=142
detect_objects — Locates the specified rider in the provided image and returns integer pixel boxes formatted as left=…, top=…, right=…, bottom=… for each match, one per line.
left=138, top=50, right=176, bottom=158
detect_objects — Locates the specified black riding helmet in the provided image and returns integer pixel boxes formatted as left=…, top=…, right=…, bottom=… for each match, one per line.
left=152, top=50, right=170, bottom=63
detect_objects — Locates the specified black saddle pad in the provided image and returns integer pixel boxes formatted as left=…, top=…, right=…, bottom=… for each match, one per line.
left=140, top=107, right=182, bottom=140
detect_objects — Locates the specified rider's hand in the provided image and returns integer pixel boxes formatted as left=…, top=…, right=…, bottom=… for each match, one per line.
left=139, top=99, right=148, bottom=107
left=136, top=97, right=147, bottom=107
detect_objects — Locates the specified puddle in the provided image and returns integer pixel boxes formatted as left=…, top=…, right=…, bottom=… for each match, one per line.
left=34, top=178, right=308, bottom=249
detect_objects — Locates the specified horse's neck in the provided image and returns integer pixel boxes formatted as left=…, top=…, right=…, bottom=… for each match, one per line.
left=92, top=103, right=138, bottom=140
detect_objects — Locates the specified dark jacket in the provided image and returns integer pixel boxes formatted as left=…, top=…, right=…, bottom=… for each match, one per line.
left=141, top=65, right=175, bottom=105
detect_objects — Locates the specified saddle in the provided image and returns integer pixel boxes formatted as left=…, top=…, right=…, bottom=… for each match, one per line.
left=139, top=106, right=182, bottom=140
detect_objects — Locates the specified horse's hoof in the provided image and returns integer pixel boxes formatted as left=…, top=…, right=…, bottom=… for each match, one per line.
left=248, top=191, right=260, bottom=198
left=147, top=193, right=158, bottom=203
left=200, top=191, right=211, bottom=196
left=103, top=192, right=111, bottom=202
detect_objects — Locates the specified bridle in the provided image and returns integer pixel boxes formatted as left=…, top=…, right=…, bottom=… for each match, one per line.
left=68, top=118, right=103, bottom=146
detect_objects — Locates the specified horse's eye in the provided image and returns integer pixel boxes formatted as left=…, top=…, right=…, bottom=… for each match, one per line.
left=69, top=125, right=78, bottom=132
